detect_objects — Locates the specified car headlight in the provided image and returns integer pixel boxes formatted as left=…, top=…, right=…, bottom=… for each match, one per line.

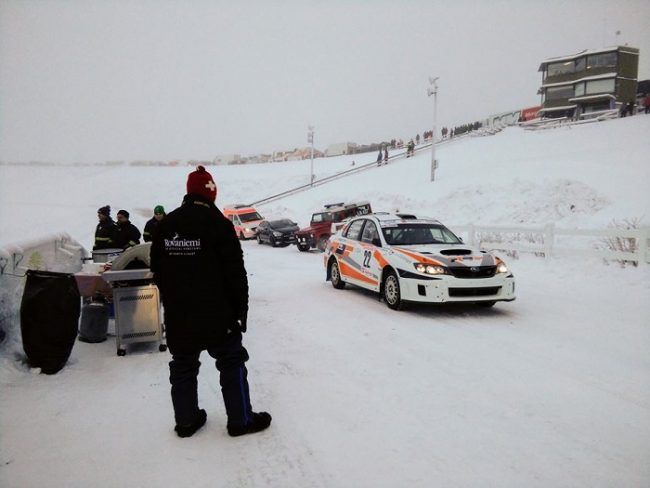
left=414, top=263, right=447, bottom=275
left=273, top=231, right=282, bottom=237
left=496, top=262, right=508, bottom=273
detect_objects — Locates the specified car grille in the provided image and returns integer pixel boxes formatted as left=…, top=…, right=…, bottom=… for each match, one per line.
left=448, top=286, right=501, bottom=297
left=449, top=266, right=496, bottom=279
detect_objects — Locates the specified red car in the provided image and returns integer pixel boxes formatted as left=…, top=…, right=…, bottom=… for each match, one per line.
left=295, top=201, right=372, bottom=252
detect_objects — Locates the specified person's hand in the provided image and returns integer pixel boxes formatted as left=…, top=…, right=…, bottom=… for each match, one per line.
left=238, top=310, right=248, bottom=333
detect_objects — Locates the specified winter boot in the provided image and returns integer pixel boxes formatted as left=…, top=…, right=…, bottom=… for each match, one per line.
left=227, top=412, right=272, bottom=437
left=174, top=409, right=207, bottom=438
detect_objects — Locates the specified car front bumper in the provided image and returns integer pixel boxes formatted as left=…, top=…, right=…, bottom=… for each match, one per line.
left=398, top=273, right=516, bottom=303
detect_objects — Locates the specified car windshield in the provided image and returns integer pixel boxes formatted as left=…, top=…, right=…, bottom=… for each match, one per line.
left=381, top=224, right=462, bottom=245
left=270, top=219, right=295, bottom=229
left=239, top=212, right=263, bottom=223
left=311, top=212, right=333, bottom=223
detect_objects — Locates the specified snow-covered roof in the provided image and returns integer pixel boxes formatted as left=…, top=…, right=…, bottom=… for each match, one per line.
left=568, top=94, right=616, bottom=102
left=538, top=46, right=639, bottom=70
left=538, top=105, right=577, bottom=113
left=541, top=72, right=617, bottom=89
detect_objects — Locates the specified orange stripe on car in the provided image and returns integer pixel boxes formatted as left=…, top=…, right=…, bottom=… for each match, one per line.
left=393, top=247, right=445, bottom=266
left=373, top=250, right=389, bottom=268
left=339, top=260, right=378, bottom=286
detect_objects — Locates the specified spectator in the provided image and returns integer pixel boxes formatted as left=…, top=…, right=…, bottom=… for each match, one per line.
left=150, top=165, right=271, bottom=438
left=93, top=205, right=117, bottom=250
left=644, top=93, right=650, bottom=114
left=143, top=205, right=166, bottom=243
left=383, top=146, right=388, bottom=164
left=114, top=209, right=141, bottom=249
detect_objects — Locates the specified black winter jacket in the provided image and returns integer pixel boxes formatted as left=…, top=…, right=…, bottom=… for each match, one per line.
left=114, top=221, right=141, bottom=249
left=94, top=218, right=118, bottom=250
left=150, top=194, right=248, bottom=353
left=143, top=217, right=162, bottom=242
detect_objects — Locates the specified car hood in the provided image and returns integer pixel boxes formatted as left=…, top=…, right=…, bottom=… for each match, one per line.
left=391, top=244, right=498, bottom=267
left=272, top=226, right=299, bottom=234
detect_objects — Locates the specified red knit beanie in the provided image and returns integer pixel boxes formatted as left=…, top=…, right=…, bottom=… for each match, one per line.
left=186, top=165, right=217, bottom=202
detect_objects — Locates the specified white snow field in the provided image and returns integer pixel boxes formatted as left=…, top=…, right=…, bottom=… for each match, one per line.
left=1, top=116, right=649, bottom=487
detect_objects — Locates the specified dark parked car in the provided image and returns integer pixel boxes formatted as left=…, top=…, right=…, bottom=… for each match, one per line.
left=256, top=219, right=300, bottom=247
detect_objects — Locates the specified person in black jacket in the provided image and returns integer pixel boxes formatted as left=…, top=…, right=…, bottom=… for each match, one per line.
left=143, top=205, right=166, bottom=242
left=150, top=165, right=271, bottom=438
left=114, top=209, right=141, bottom=249
left=93, top=205, right=117, bottom=250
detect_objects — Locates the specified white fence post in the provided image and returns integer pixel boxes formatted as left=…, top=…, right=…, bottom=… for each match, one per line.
left=544, top=223, right=555, bottom=259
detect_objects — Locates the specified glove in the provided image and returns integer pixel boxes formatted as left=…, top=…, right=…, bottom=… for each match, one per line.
left=238, top=310, right=248, bottom=333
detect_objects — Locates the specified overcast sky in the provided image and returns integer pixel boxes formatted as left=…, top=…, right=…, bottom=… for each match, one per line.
left=1, top=0, right=649, bottom=163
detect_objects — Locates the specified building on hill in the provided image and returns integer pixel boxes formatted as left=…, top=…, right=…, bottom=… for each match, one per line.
left=213, top=154, right=241, bottom=165
left=326, top=142, right=357, bottom=157
left=537, top=46, right=639, bottom=119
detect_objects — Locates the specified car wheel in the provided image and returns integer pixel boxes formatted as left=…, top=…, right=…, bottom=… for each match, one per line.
left=476, top=301, right=496, bottom=308
left=317, top=235, right=330, bottom=252
left=257, top=234, right=263, bottom=245
left=297, top=243, right=310, bottom=252
left=383, top=269, right=405, bottom=310
left=329, top=259, right=346, bottom=289
left=270, top=236, right=277, bottom=247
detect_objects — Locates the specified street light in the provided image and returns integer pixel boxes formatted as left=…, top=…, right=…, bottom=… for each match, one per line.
left=307, top=125, right=315, bottom=186
left=427, top=76, right=439, bottom=182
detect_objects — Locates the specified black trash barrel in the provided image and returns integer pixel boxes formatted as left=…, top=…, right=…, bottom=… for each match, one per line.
left=20, top=270, right=81, bottom=374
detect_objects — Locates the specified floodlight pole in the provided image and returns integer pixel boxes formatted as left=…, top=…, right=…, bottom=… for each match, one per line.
left=427, top=77, right=439, bottom=182
left=308, top=125, right=315, bottom=186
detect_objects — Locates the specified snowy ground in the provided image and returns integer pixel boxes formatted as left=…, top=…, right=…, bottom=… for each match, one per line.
left=1, top=116, right=650, bottom=487
left=1, top=244, right=649, bottom=487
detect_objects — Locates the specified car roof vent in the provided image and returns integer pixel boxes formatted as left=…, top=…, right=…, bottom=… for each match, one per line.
left=232, top=203, right=251, bottom=209
left=324, top=202, right=345, bottom=209
left=396, top=213, right=418, bottom=219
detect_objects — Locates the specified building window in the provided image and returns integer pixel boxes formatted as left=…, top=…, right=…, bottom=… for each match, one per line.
left=583, top=101, right=611, bottom=113
left=575, top=57, right=586, bottom=72
left=585, top=78, right=615, bottom=95
left=587, top=52, right=617, bottom=70
left=574, top=82, right=585, bottom=97
left=547, top=61, right=575, bottom=77
left=545, top=85, right=574, bottom=101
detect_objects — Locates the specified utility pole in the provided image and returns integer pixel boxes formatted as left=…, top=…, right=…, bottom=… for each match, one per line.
left=307, top=125, right=315, bottom=186
left=427, top=77, right=439, bottom=182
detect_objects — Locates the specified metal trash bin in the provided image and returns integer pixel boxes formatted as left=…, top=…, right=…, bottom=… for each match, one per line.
left=102, top=269, right=167, bottom=356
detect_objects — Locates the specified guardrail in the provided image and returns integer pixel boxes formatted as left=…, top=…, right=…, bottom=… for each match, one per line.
left=452, top=223, right=650, bottom=265
left=251, top=140, right=451, bottom=207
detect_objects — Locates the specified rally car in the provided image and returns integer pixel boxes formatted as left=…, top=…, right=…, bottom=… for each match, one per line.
left=323, top=213, right=515, bottom=309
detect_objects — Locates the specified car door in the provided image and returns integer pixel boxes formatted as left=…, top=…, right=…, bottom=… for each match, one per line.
left=257, top=221, right=268, bottom=242
left=358, top=219, right=383, bottom=291
left=336, top=219, right=379, bottom=291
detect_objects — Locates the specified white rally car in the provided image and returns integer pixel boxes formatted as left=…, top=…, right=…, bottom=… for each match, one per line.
left=323, top=213, right=516, bottom=310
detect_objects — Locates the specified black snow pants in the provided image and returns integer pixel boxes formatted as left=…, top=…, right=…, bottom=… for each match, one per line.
left=169, top=330, right=253, bottom=428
